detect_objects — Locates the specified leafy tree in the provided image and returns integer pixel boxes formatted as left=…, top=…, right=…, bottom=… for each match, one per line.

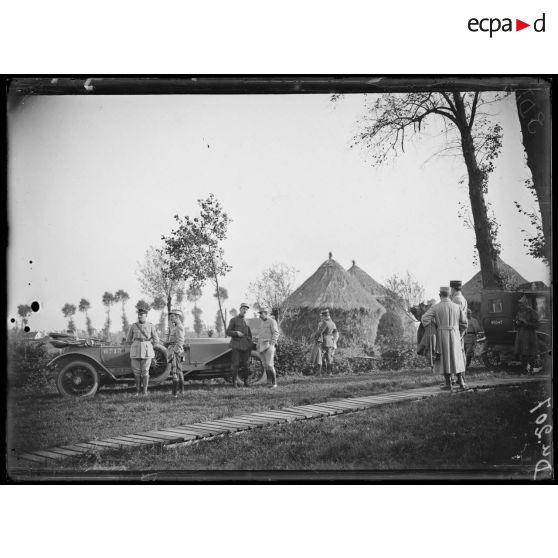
left=62, top=303, right=77, bottom=333
left=137, top=246, right=187, bottom=319
left=515, top=89, right=551, bottom=263
left=214, top=286, right=228, bottom=331
left=78, top=298, right=94, bottom=337
left=101, top=291, right=116, bottom=336
left=17, top=304, right=32, bottom=329
left=513, top=180, right=546, bottom=263
left=114, top=289, right=130, bottom=335
left=192, top=306, right=204, bottom=337
left=163, top=194, right=232, bottom=331
left=347, top=91, right=508, bottom=289
left=246, top=263, right=298, bottom=325
left=384, top=271, right=425, bottom=308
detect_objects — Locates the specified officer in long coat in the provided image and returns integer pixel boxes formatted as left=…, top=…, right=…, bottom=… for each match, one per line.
left=514, top=295, right=540, bottom=373
left=463, top=308, right=481, bottom=371
left=166, top=308, right=185, bottom=396
left=226, top=302, right=253, bottom=388
left=450, top=280, right=468, bottom=376
left=421, top=287, right=468, bottom=390
left=126, top=306, right=160, bottom=396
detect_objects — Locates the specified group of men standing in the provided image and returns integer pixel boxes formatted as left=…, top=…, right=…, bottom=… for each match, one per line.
left=226, top=303, right=280, bottom=388
left=420, top=280, right=476, bottom=390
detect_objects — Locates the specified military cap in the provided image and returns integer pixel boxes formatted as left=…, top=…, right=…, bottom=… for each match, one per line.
left=169, top=308, right=183, bottom=318
left=137, top=305, right=149, bottom=315
left=239, top=302, right=250, bottom=310
left=518, top=295, right=529, bottom=305
left=258, top=306, right=270, bottom=314
left=320, top=308, right=330, bottom=316
left=450, top=280, right=462, bottom=289
left=439, top=287, right=451, bottom=295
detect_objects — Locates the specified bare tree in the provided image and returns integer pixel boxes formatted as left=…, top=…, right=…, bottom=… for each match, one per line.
left=137, top=246, right=187, bottom=319
left=384, top=271, right=425, bottom=308
left=246, top=263, right=298, bottom=325
left=348, top=91, right=508, bottom=289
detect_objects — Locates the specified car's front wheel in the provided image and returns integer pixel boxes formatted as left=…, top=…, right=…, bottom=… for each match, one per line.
left=56, top=360, right=100, bottom=398
left=245, top=352, right=265, bottom=385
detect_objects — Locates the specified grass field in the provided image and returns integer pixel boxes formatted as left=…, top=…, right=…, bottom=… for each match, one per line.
left=7, top=366, right=544, bottom=464
left=13, top=382, right=550, bottom=477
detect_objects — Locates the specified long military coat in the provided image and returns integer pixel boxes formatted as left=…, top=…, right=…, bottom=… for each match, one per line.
left=514, top=307, right=540, bottom=357
left=421, top=299, right=467, bottom=375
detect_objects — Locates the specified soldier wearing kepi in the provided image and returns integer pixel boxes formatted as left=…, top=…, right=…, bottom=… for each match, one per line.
left=226, top=302, right=253, bottom=388
left=421, top=287, right=468, bottom=390
left=256, top=307, right=280, bottom=388
left=313, top=308, right=339, bottom=376
left=166, top=309, right=185, bottom=397
left=126, top=305, right=160, bottom=396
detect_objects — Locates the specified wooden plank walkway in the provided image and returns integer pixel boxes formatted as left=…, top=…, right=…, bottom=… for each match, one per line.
left=14, top=376, right=547, bottom=465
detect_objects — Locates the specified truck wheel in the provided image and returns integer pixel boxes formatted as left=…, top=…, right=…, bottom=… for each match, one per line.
left=149, top=344, right=171, bottom=384
left=481, top=349, right=504, bottom=369
left=245, top=352, right=265, bottom=385
left=57, top=361, right=100, bottom=398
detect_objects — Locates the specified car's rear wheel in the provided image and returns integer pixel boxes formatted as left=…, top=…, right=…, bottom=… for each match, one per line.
left=149, top=344, right=171, bottom=384
left=57, top=361, right=100, bottom=398
left=481, top=348, right=505, bottom=369
left=246, top=352, right=265, bottom=385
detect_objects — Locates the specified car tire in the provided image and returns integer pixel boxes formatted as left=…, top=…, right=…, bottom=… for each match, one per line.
left=149, top=344, right=171, bottom=384
left=246, top=352, right=266, bottom=385
left=481, top=349, right=505, bottom=369
left=56, top=360, right=100, bottom=398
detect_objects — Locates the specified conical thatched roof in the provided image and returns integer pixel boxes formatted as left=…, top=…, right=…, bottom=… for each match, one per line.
left=462, top=257, right=529, bottom=304
left=285, top=254, right=383, bottom=311
left=282, top=253, right=385, bottom=347
left=347, top=261, right=418, bottom=342
left=346, top=260, right=390, bottom=297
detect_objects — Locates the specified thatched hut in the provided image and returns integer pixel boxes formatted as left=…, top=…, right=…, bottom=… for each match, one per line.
left=462, top=257, right=529, bottom=315
left=281, top=253, right=385, bottom=347
left=347, top=260, right=418, bottom=342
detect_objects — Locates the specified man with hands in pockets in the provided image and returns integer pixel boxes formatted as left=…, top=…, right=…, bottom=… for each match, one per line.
left=256, top=306, right=280, bottom=388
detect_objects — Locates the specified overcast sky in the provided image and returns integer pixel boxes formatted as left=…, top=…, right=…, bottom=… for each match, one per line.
left=8, top=92, right=549, bottom=334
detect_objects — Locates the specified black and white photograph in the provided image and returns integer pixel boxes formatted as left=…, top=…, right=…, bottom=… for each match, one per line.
left=5, top=77, right=553, bottom=481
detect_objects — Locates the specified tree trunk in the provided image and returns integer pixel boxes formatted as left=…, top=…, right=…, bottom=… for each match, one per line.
left=454, top=93, right=503, bottom=290
left=515, top=89, right=551, bottom=264
left=212, top=260, right=227, bottom=330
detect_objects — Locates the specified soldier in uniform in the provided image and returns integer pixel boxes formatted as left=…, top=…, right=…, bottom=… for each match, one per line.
left=167, top=309, right=185, bottom=397
left=255, top=306, right=280, bottom=388
left=463, top=308, right=481, bottom=371
left=312, top=309, right=339, bottom=376
left=421, top=287, right=468, bottom=390
left=226, top=302, right=253, bottom=388
left=126, top=305, right=160, bottom=396
left=514, top=295, right=540, bottom=374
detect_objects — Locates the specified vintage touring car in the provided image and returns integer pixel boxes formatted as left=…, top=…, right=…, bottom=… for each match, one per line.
left=47, top=334, right=265, bottom=398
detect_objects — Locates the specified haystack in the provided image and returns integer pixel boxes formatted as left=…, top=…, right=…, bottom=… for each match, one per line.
left=282, top=253, right=385, bottom=347
left=347, top=260, right=418, bottom=342
left=462, top=257, right=529, bottom=314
